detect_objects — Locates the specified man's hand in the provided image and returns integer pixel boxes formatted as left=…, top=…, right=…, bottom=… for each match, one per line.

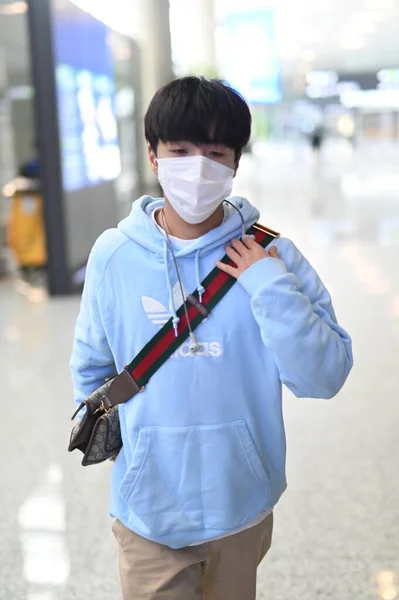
left=216, top=237, right=280, bottom=279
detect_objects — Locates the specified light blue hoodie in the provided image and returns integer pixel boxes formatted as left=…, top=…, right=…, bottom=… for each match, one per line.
left=70, top=196, right=353, bottom=549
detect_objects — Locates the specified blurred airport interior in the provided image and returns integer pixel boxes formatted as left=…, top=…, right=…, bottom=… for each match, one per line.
left=1, top=0, right=399, bottom=291
left=0, top=0, right=399, bottom=599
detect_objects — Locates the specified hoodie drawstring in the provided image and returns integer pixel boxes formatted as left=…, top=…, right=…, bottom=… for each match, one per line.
left=163, top=242, right=180, bottom=337
left=195, top=250, right=205, bottom=303
left=164, top=245, right=206, bottom=338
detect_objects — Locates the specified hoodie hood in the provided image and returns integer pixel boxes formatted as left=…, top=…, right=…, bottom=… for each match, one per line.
left=118, top=195, right=260, bottom=259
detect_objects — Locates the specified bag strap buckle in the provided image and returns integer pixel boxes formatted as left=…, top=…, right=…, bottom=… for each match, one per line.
left=94, top=400, right=110, bottom=415
left=102, top=369, right=144, bottom=410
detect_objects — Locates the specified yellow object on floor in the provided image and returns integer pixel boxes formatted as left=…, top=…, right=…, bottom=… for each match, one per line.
left=7, top=190, right=47, bottom=268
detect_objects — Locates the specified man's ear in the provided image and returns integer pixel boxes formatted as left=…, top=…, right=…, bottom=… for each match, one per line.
left=233, top=151, right=242, bottom=178
left=148, top=143, right=158, bottom=175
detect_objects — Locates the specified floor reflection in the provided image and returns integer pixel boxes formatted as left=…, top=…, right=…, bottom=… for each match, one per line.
left=235, top=138, right=399, bottom=250
left=376, top=570, right=398, bottom=600
left=18, top=465, right=70, bottom=593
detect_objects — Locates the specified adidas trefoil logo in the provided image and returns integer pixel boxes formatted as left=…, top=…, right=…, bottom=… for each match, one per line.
left=142, top=283, right=185, bottom=328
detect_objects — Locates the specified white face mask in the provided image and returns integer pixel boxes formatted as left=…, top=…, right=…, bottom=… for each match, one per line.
left=157, top=155, right=234, bottom=224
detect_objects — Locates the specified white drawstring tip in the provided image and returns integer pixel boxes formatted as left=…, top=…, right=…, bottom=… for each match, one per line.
left=189, top=332, right=200, bottom=354
left=197, top=285, right=205, bottom=304
left=172, top=316, right=180, bottom=338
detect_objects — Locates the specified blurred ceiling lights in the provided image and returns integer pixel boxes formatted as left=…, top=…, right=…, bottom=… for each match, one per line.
left=69, top=0, right=140, bottom=37
left=0, top=1, right=27, bottom=15
left=302, top=50, right=316, bottom=62
left=55, top=0, right=399, bottom=76
left=339, top=38, right=366, bottom=50
left=365, top=0, right=395, bottom=8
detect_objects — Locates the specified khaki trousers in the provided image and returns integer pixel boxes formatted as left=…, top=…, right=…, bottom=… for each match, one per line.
left=112, top=513, right=273, bottom=600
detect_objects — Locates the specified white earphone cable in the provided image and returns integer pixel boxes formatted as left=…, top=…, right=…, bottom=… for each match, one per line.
left=161, top=209, right=200, bottom=354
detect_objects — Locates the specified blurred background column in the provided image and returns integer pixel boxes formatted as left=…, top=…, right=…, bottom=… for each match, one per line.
left=135, top=0, right=174, bottom=190
left=170, top=0, right=217, bottom=76
left=192, top=0, right=217, bottom=74
left=136, top=0, right=173, bottom=96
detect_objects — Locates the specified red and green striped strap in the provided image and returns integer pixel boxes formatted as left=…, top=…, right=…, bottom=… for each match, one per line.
left=127, top=224, right=279, bottom=388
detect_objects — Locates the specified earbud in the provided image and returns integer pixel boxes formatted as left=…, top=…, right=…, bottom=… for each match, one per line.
left=189, top=332, right=200, bottom=354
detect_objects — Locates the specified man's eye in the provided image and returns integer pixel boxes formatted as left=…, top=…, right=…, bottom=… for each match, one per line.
left=210, top=151, right=224, bottom=157
left=171, top=149, right=187, bottom=155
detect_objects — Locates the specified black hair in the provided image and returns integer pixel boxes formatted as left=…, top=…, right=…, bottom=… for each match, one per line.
left=144, top=76, right=251, bottom=160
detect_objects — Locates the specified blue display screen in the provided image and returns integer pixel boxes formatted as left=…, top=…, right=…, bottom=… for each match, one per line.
left=218, top=9, right=281, bottom=104
left=53, top=8, right=121, bottom=191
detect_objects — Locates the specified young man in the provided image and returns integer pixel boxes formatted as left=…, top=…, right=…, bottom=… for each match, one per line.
left=70, top=77, right=353, bottom=599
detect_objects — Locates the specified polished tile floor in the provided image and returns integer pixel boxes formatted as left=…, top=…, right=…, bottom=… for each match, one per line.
left=1, top=139, right=398, bottom=599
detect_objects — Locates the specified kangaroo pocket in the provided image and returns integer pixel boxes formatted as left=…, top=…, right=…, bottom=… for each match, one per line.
left=119, top=421, right=271, bottom=539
